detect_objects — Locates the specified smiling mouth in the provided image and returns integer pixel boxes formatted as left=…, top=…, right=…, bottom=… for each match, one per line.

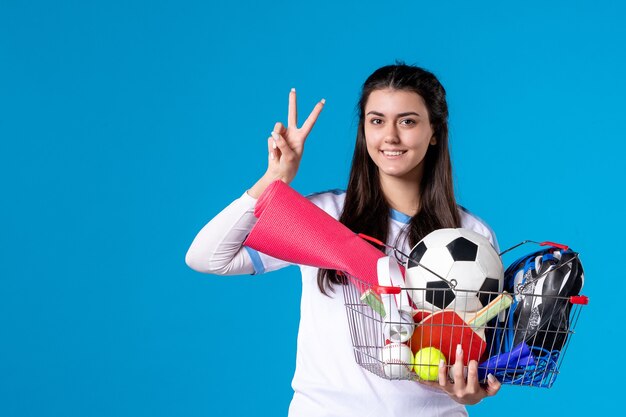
left=381, top=150, right=407, bottom=156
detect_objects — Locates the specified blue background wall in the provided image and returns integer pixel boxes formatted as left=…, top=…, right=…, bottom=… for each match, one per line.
left=1, top=0, right=622, bottom=415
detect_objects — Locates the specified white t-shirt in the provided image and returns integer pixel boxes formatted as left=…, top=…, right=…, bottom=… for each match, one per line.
left=186, top=189, right=499, bottom=417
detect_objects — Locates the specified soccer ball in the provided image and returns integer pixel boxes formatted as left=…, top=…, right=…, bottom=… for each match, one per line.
left=405, top=228, right=504, bottom=313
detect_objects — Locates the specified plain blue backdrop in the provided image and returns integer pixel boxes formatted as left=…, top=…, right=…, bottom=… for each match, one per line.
left=1, top=0, right=623, bottom=415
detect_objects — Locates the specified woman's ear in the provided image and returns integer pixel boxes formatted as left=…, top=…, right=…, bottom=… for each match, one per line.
left=430, top=135, right=437, bottom=145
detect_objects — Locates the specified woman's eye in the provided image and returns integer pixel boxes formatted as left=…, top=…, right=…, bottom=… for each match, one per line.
left=370, top=118, right=383, bottom=125
left=400, top=119, right=416, bottom=126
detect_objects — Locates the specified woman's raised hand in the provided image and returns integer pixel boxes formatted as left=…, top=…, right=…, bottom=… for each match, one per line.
left=248, top=89, right=325, bottom=198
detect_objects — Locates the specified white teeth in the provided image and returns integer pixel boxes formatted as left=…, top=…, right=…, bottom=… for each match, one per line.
left=383, top=151, right=405, bottom=156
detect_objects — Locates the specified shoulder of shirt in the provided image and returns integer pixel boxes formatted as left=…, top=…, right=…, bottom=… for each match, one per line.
left=294, top=194, right=498, bottom=249
left=305, top=189, right=346, bottom=220
left=457, top=205, right=499, bottom=251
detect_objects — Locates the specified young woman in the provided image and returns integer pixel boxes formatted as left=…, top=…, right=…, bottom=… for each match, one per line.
left=186, top=63, right=501, bottom=416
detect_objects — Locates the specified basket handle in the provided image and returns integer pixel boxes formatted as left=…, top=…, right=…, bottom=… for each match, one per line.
left=358, top=233, right=384, bottom=246
left=374, top=285, right=401, bottom=295
left=539, top=241, right=569, bottom=251
left=499, top=240, right=570, bottom=256
left=570, top=295, right=589, bottom=305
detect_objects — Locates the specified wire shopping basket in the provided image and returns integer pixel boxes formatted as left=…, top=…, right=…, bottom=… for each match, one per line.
left=341, top=240, right=588, bottom=388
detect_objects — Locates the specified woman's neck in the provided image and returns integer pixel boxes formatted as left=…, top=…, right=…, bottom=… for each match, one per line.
left=379, top=174, right=421, bottom=217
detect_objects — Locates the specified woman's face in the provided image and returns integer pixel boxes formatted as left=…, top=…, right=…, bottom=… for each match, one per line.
left=364, top=88, right=435, bottom=183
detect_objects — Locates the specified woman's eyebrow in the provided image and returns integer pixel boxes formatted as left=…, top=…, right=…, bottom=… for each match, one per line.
left=366, top=111, right=421, bottom=117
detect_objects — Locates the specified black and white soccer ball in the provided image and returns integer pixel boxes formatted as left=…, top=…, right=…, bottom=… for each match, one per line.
left=405, top=228, right=504, bottom=313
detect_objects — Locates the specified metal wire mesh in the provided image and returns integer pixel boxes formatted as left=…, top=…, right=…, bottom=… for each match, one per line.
left=342, top=278, right=586, bottom=388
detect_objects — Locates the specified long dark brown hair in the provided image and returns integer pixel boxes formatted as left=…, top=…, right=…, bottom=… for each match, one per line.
left=317, top=63, right=461, bottom=295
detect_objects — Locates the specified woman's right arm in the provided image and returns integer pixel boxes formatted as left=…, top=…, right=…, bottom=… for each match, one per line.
left=184, top=172, right=294, bottom=275
left=185, top=89, right=325, bottom=275
left=185, top=190, right=258, bottom=275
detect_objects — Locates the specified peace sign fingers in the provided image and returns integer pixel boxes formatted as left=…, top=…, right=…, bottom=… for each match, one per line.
left=300, top=98, right=326, bottom=138
left=257, top=89, right=325, bottom=188
left=287, top=88, right=325, bottom=134
left=288, top=88, right=298, bottom=128
left=282, top=88, right=325, bottom=153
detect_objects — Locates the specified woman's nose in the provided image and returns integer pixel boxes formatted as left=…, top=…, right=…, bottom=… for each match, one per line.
left=383, top=124, right=400, bottom=143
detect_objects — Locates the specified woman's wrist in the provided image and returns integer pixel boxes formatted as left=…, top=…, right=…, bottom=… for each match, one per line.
left=247, top=173, right=284, bottom=199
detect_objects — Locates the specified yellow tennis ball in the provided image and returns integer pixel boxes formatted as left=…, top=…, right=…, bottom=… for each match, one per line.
left=413, top=347, right=446, bottom=381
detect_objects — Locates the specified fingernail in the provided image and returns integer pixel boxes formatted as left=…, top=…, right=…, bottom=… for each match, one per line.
left=456, top=344, right=462, bottom=355
left=439, top=359, right=445, bottom=368
left=321, top=98, right=326, bottom=104
left=272, top=142, right=277, bottom=149
left=291, top=87, right=295, bottom=92
left=271, top=132, right=278, bottom=140
left=270, top=150, right=275, bottom=160
left=487, top=373, right=496, bottom=383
